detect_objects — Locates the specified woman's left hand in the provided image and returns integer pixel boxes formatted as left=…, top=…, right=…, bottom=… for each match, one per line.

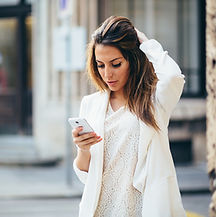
left=135, top=28, right=149, bottom=43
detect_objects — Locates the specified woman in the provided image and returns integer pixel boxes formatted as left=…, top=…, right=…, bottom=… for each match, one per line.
left=72, top=16, right=186, bottom=217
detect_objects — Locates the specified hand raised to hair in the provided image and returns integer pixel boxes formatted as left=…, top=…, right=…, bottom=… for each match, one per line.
left=135, top=28, right=149, bottom=43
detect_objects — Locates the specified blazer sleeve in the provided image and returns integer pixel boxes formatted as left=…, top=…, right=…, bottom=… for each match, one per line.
left=139, top=39, right=185, bottom=117
left=73, top=96, right=88, bottom=184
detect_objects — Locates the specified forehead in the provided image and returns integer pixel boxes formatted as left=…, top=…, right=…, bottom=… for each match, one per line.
left=95, top=44, right=123, bottom=61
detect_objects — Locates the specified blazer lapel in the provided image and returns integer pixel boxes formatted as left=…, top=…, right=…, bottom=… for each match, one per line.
left=90, top=91, right=110, bottom=212
left=133, top=120, right=156, bottom=193
left=93, top=91, right=110, bottom=139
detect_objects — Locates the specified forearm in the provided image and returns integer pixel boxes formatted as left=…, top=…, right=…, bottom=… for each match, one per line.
left=139, top=39, right=185, bottom=115
left=75, top=149, right=91, bottom=172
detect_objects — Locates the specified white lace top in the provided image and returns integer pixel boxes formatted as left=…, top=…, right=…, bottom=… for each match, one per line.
left=94, top=103, right=143, bottom=217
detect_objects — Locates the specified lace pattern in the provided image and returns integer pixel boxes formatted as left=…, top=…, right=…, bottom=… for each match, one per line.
left=94, top=104, right=142, bottom=217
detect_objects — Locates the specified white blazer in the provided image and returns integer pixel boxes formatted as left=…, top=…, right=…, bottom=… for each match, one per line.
left=73, top=39, right=187, bottom=217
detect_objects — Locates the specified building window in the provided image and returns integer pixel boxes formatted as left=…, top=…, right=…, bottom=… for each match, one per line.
left=0, top=1, right=32, bottom=134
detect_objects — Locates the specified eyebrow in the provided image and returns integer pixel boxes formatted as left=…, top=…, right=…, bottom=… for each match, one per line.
left=96, top=57, right=124, bottom=63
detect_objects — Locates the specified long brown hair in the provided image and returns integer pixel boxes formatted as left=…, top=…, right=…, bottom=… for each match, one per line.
left=87, top=16, right=160, bottom=131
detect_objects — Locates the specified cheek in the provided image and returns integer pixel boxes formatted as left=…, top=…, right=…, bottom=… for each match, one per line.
left=98, top=69, right=105, bottom=79
left=124, top=71, right=130, bottom=83
left=118, top=69, right=129, bottom=85
left=121, top=65, right=130, bottom=80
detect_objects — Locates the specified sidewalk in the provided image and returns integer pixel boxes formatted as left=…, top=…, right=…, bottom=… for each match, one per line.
left=0, top=135, right=83, bottom=199
left=0, top=163, right=83, bottom=199
left=176, top=162, right=210, bottom=194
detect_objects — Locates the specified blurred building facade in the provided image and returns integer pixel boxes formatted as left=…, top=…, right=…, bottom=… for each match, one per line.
left=0, top=0, right=207, bottom=164
left=206, top=0, right=216, bottom=215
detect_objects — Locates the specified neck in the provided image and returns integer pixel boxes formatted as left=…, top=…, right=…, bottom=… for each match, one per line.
left=110, top=90, right=127, bottom=106
left=110, top=90, right=125, bottom=101
left=109, top=90, right=127, bottom=111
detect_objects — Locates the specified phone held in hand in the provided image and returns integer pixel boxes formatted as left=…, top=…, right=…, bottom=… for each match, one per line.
left=68, top=118, right=94, bottom=135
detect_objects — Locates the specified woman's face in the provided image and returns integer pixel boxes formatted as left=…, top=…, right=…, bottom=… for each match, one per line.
left=95, top=44, right=130, bottom=95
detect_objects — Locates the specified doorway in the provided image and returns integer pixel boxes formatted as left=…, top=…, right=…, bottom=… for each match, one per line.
left=0, top=1, right=32, bottom=135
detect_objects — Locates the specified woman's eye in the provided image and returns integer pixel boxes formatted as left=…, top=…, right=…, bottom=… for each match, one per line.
left=112, top=63, right=121, bottom=68
left=97, top=65, right=104, bottom=68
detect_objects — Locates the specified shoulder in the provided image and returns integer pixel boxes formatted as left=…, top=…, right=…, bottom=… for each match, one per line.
left=79, top=90, right=109, bottom=118
left=83, top=91, right=107, bottom=101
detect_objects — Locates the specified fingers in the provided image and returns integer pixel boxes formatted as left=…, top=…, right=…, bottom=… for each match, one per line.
left=135, top=28, right=148, bottom=43
left=72, top=127, right=102, bottom=151
left=77, top=136, right=102, bottom=151
left=74, top=132, right=96, bottom=143
left=72, top=126, right=83, bottom=137
left=78, top=135, right=102, bottom=146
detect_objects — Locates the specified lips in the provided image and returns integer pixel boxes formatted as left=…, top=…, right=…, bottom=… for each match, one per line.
left=107, top=80, right=117, bottom=84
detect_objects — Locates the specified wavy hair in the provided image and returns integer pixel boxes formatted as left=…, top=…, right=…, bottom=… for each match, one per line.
left=86, top=16, right=159, bottom=131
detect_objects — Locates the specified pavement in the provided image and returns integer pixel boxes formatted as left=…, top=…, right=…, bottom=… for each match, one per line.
left=0, top=164, right=84, bottom=199
left=0, top=135, right=212, bottom=217
left=0, top=135, right=84, bottom=199
left=176, top=162, right=210, bottom=194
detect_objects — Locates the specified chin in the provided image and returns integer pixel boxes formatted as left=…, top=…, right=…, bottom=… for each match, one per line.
left=108, top=87, right=118, bottom=92
left=107, top=84, right=124, bottom=93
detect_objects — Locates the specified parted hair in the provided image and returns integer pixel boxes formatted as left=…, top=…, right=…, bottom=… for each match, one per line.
left=87, top=15, right=160, bottom=131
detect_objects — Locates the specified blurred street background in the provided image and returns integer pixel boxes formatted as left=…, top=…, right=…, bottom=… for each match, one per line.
left=0, top=0, right=212, bottom=216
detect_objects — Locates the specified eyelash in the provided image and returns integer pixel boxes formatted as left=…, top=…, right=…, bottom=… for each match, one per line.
left=97, top=63, right=122, bottom=69
left=113, top=63, right=121, bottom=68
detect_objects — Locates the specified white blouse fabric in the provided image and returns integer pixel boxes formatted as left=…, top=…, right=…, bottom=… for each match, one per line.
left=94, top=103, right=142, bottom=217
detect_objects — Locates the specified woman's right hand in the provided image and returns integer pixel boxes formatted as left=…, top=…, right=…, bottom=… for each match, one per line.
left=72, top=127, right=102, bottom=152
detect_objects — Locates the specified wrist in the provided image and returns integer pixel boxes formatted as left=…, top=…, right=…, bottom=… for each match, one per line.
left=76, top=144, right=90, bottom=152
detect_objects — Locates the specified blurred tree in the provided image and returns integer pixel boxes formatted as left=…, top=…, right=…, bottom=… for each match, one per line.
left=206, top=0, right=216, bottom=216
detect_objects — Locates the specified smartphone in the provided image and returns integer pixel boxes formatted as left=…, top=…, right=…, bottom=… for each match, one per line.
left=68, top=118, right=94, bottom=135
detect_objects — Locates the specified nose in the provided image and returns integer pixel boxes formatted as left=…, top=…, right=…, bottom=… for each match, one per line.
left=104, top=66, right=113, bottom=79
